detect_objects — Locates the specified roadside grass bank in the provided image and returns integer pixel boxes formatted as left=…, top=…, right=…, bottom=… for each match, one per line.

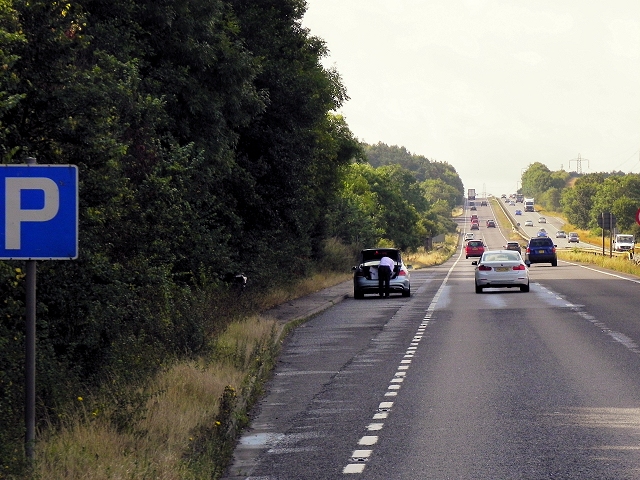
left=489, top=197, right=523, bottom=241
left=32, top=235, right=459, bottom=479
left=404, top=234, right=459, bottom=269
left=557, top=249, right=640, bottom=277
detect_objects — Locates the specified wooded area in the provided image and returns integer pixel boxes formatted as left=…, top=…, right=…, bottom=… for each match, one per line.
left=521, top=162, right=640, bottom=234
left=0, top=1, right=464, bottom=474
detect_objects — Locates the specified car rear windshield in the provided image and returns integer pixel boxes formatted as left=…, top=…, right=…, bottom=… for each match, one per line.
left=468, top=241, right=483, bottom=247
left=483, top=252, right=520, bottom=262
left=361, top=249, right=400, bottom=262
left=529, top=238, right=553, bottom=247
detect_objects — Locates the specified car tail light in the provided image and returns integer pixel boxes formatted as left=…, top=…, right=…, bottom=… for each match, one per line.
left=478, top=265, right=492, bottom=271
left=397, top=269, right=407, bottom=276
left=512, top=264, right=526, bottom=270
left=551, top=247, right=556, bottom=253
left=526, top=247, right=531, bottom=254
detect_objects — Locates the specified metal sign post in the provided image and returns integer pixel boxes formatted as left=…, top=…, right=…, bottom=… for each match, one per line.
left=0, top=158, right=78, bottom=461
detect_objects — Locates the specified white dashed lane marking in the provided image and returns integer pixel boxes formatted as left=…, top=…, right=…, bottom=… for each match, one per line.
left=342, top=251, right=463, bottom=474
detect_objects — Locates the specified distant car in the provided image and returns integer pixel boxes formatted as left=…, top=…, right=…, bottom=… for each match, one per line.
left=526, top=237, right=557, bottom=266
left=568, top=232, right=579, bottom=243
left=524, top=220, right=534, bottom=227
left=555, top=230, right=566, bottom=238
left=465, top=240, right=485, bottom=259
left=481, top=200, right=487, bottom=206
left=473, top=250, right=530, bottom=293
left=505, top=241, right=522, bottom=252
left=470, top=205, right=477, bottom=210
left=515, top=210, right=522, bottom=215
left=464, top=232, right=475, bottom=241
left=486, top=219, right=496, bottom=228
left=470, top=222, right=479, bottom=230
left=509, top=201, right=515, bottom=206
left=537, top=228, right=547, bottom=237
left=352, top=248, right=411, bottom=299
left=538, top=217, right=546, bottom=223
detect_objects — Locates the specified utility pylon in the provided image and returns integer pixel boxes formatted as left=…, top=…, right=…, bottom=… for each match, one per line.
left=569, top=153, right=589, bottom=174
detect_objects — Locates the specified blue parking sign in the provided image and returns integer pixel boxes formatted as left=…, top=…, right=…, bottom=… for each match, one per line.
left=0, top=165, right=78, bottom=259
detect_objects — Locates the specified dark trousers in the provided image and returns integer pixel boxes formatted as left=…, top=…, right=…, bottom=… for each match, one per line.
left=378, top=265, right=391, bottom=297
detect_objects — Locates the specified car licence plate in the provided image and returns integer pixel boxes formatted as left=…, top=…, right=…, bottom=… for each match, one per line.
left=538, top=250, right=545, bottom=254
left=495, top=267, right=509, bottom=272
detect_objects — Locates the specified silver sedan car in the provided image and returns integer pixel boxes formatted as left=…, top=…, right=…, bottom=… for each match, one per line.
left=472, top=250, right=530, bottom=293
left=352, top=248, right=411, bottom=298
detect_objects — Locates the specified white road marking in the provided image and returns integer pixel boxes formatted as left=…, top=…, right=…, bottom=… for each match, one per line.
left=342, top=249, right=463, bottom=474
left=358, top=436, right=378, bottom=445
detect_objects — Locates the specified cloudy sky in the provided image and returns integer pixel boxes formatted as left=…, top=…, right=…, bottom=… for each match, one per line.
left=302, top=0, right=640, bottom=196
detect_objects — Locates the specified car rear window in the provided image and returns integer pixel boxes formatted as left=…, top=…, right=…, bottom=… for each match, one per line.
left=529, top=238, right=553, bottom=247
left=468, top=241, right=483, bottom=247
left=484, top=252, right=520, bottom=262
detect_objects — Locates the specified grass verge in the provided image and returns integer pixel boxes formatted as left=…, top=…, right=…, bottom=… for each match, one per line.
left=557, top=249, right=640, bottom=276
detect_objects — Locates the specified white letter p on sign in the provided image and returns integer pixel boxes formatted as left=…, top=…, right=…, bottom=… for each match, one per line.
left=5, top=177, right=59, bottom=249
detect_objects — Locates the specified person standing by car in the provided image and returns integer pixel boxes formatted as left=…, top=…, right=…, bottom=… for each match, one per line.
left=378, top=255, right=395, bottom=297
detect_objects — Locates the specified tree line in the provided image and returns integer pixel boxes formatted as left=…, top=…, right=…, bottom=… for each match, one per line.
left=521, top=162, right=640, bottom=235
left=0, top=0, right=463, bottom=473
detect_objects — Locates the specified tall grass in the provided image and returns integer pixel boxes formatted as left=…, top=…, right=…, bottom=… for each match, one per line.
left=34, top=317, right=277, bottom=480
left=558, top=249, right=640, bottom=276
left=404, top=234, right=459, bottom=268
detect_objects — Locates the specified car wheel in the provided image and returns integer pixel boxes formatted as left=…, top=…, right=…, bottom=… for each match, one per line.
left=520, top=283, right=530, bottom=292
left=551, top=259, right=557, bottom=266
left=402, top=288, right=410, bottom=297
left=475, top=284, right=483, bottom=294
left=465, top=255, right=468, bottom=259
left=354, top=290, right=364, bottom=299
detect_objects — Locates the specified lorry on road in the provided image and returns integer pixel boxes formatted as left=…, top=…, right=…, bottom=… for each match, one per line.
left=516, top=194, right=524, bottom=203
left=467, top=188, right=476, bottom=201
left=524, top=198, right=535, bottom=212
left=613, top=234, right=635, bottom=252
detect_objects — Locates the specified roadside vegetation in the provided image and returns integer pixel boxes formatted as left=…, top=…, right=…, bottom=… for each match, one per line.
left=557, top=249, right=640, bottom=276
left=404, top=234, right=460, bottom=269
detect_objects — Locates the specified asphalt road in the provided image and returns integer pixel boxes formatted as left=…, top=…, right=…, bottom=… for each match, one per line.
left=223, top=203, right=640, bottom=479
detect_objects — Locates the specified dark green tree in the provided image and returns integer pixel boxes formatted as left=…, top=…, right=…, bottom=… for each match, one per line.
left=561, top=173, right=604, bottom=228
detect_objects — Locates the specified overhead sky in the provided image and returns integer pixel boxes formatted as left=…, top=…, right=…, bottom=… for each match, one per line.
left=302, top=0, right=640, bottom=197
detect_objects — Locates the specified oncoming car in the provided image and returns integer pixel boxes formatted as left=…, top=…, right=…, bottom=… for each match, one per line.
left=472, top=250, right=530, bottom=293
left=568, top=232, right=579, bottom=243
left=556, top=230, right=566, bottom=238
left=352, top=248, right=411, bottom=299
left=538, top=217, right=546, bottom=223
left=524, top=220, right=534, bottom=227
left=515, top=210, right=522, bottom=215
